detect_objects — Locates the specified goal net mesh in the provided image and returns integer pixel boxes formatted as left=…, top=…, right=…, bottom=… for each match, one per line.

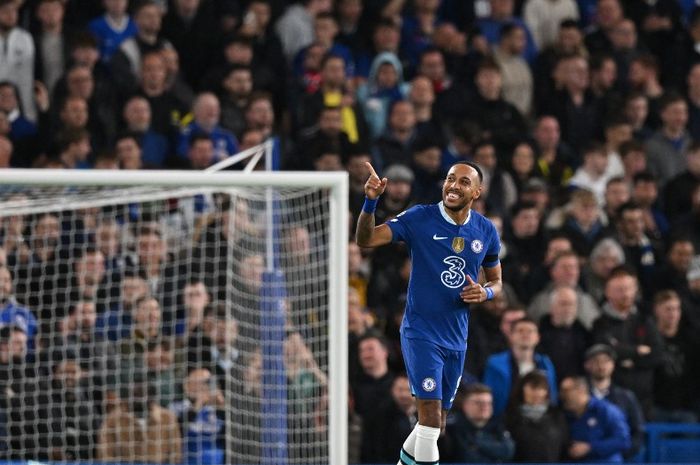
left=0, top=183, right=332, bottom=465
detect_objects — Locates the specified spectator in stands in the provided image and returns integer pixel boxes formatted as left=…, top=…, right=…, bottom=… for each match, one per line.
left=502, top=201, right=545, bottom=302
left=664, top=141, right=700, bottom=222
left=651, top=290, right=699, bottom=422
left=442, top=383, right=515, bottom=463
left=115, top=132, right=144, bottom=170
left=96, top=273, right=149, bottom=341
left=171, top=367, right=225, bottom=464
left=593, top=267, right=664, bottom=415
left=197, top=303, right=241, bottom=384
left=145, top=338, right=180, bottom=408
left=483, top=317, right=558, bottom=416
left=219, top=65, right=253, bottom=138
left=569, top=143, right=613, bottom=205
left=120, top=96, right=169, bottom=167
left=276, top=0, right=332, bottom=63
left=88, top=0, right=137, bottom=64
left=355, top=18, right=404, bottom=79
left=374, top=164, right=414, bottom=224
left=178, top=93, right=238, bottom=163
left=545, top=55, right=603, bottom=156
left=560, top=376, right=631, bottom=462
left=583, top=344, right=645, bottom=459
left=493, top=23, right=533, bottom=117
left=645, top=92, right=691, bottom=187
left=653, top=237, right=694, bottom=296
left=175, top=280, right=210, bottom=339
left=531, top=115, right=574, bottom=193
left=505, top=370, right=569, bottom=462
left=589, top=54, right=621, bottom=114
left=0, top=0, right=35, bottom=122
left=615, top=202, right=658, bottom=292
left=71, top=247, right=117, bottom=312
left=0, top=324, right=40, bottom=460
left=465, top=59, right=527, bottom=154
left=361, top=374, right=416, bottom=463
left=244, top=91, right=276, bottom=140
left=373, top=100, right=417, bottom=169
left=57, top=299, right=116, bottom=407
left=619, top=140, right=648, bottom=187
left=557, top=188, right=609, bottom=257
left=126, top=224, right=180, bottom=329
left=477, top=0, right=538, bottom=63
left=581, top=238, right=626, bottom=303
left=538, top=285, right=591, bottom=379
left=160, top=0, right=219, bottom=89
left=184, top=134, right=215, bottom=170
left=40, top=355, right=100, bottom=460
left=631, top=172, right=669, bottom=246
left=160, top=49, right=195, bottom=111
left=14, top=212, right=71, bottom=335
left=603, top=176, right=631, bottom=223
left=356, top=52, right=408, bottom=139
left=33, top=0, right=68, bottom=96
left=624, top=92, right=653, bottom=141
left=410, top=138, right=444, bottom=204
left=352, top=332, right=394, bottom=418
left=137, top=50, right=189, bottom=140
left=117, top=296, right=163, bottom=384
left=110, top=0, right=172, bottom=96
left=523, top=0, right=579, bottom=50
left=528, top=251, right=600, bottom=329
left=98, top=380, right=182, bottom=463
left=0, top=266, right=37, bottom=350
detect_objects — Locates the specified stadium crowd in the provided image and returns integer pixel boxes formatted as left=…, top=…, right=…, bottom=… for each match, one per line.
left=0, top=0, right=699, bottom=463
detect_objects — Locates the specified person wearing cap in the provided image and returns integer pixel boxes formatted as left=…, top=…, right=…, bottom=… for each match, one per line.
left=559, top=376, right=630, bottom=463
left=375, top=164, right=415, bottom=226
left=583, top=343, right=645, bottom=459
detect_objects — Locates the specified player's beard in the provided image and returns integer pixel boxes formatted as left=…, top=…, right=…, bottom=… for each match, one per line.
left=444, top=193, right=470, bottom=212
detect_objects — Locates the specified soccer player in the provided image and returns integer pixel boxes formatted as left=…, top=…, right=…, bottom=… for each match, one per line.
left=356, top=162, right=502, bottom=465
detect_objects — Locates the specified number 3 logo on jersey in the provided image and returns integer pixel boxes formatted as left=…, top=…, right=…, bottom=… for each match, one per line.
left=441, top=256, right=466, bottom=288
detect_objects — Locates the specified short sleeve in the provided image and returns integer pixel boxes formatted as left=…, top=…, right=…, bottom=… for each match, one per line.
left=386, top=205, right=422, bottom=245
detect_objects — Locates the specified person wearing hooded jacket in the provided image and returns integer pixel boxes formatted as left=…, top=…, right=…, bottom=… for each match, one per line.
left=356, top=52, right=409, bottom=140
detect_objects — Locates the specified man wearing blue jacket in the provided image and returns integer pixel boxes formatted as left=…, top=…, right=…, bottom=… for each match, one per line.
left=483, top=317, right=558, bottom=416
left=560, top=376, right=631, bottom=462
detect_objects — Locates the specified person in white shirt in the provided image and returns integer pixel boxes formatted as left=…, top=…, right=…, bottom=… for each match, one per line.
left=0, top=0, right=36, bottom=121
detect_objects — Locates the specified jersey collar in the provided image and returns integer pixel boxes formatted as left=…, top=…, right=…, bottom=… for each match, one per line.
left=438, top=201, right=471, bottom=225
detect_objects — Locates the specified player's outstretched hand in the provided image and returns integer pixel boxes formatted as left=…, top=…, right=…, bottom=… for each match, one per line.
left=460, top=275, right=486, bottom=304
left=364, top=162, right=387, bottom=200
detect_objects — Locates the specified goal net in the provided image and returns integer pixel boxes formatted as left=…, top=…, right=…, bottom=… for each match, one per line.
left=0, top=167, right=348, bottom=465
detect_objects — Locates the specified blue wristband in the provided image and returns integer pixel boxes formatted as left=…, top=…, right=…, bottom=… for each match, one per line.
left=362, top=196, right=378, bottom=214
left=485, top=287, right=494, bottom=301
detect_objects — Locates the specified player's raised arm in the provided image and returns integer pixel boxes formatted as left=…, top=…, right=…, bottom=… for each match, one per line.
left=355, top=162, right=393, bottom=248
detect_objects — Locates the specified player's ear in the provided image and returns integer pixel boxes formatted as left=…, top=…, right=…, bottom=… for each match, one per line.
left=473, top=185, right=482, bottom=200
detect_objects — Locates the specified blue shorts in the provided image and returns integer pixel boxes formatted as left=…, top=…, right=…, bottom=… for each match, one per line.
left=400, top=333, right=465, bottom=410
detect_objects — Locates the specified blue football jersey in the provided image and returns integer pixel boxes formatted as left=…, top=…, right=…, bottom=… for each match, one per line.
left=387, top=201, right=501, bottom=351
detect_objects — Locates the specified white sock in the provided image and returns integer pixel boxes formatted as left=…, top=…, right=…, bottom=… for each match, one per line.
left=397, top=424, right=419, bottom=464
left=414, top=424, right=440, bottom=463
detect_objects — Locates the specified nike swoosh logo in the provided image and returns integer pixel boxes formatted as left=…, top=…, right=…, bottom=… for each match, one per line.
left=433, top=234, right=448, bottom=240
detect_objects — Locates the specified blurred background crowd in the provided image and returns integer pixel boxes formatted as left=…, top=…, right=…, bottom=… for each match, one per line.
left=1, top=0, right=700, bottom=463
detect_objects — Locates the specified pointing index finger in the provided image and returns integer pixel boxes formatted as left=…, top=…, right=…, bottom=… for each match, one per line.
left=365, top=161, right=379, bottom=178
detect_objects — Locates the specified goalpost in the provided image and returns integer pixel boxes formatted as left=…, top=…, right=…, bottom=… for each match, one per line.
left=0, top=157, right=348, bottom=465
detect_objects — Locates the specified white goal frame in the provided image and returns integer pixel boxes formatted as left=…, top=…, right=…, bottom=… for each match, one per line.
left=0, top=168, right=349, bottom=465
